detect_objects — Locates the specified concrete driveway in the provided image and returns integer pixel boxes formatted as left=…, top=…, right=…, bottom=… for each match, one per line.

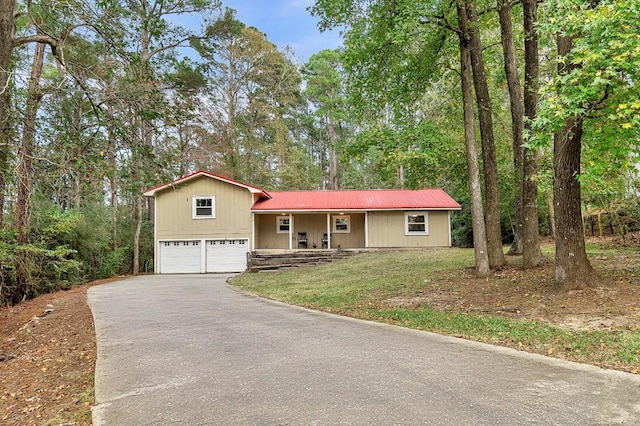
left=88, top=275, right=640, bottom=425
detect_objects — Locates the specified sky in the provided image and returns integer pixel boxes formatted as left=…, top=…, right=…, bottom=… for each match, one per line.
left=220, top=0, right=343, bottom=62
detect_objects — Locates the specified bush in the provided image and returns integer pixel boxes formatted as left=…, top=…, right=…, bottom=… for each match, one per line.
left=99, top=246, right=133, bottom=277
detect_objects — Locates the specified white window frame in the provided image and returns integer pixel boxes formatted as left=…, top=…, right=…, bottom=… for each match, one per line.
left=276, top=217, right=291, bottom=234
left=405, top=211, right=429, bottom=235
left=332, top=215, right=351, bottom=233
left=193, top=196, right=216, bottom=219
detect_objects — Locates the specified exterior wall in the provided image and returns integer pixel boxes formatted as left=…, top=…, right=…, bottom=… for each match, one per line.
left=293, top=214, right=329, bottom=249
left=255, top=213, right=366, bottom=249
left=330, top=214, right=365, bottom=249
left=255, top=214, right=292, bottom=249
left=154, top=176, right=253, bottom=242
left=367, top=210, right=451, bottom=247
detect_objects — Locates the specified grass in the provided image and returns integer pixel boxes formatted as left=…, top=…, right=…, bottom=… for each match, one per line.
left=233, top=249, right=474, bottom=309
left=230, top=246, right=640, bottom=373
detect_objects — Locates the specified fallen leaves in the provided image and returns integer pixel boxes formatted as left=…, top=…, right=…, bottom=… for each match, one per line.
left=0, top=284, right=97, bottom=426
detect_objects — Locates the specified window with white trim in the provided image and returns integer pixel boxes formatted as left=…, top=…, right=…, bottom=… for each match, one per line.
left=276, top=217, right=290, bottom=234
left=333, top=215, right=351, bottom=233
left=193, top=196, right=215, bottom=219
left=405, top=212, right=429, bottom=235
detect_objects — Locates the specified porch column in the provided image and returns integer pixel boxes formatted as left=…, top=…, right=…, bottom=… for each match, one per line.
left=289, top=213, right=293, bottom=250
left=326, top=213, right=331, bottom=249
left=251, top=212, right=255, bottom=251
left=448, top=211, right=452, bottom=247
left=364, top=212, right=369, bottom=248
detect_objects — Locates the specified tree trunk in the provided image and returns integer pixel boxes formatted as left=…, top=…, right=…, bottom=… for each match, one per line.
left=131, top=24, right=155, bottom=275
left=597, top=212, right=603, bottom=237
left=133, top=194, right=142, bottom=275
left=458, top=2, right=490, bottom=278
left=467, top=2, right=505, bottom=269
left=327, top=118, right=340, bottom=190
left=546, top=193, right=555, bottom=239
left=497, top=0, right=524, bottom=256
left=0, top=0, right=16, bottom=229
left=107, top=101, right=119, bottom=250
left=553, top=34, right=594, bottom=289
left=521, top=0, right=544, bottom=268
left=13, top=40, right=45, bottom=301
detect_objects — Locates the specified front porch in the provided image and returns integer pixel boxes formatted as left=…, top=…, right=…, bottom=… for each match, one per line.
left=253, top=212, right=366, bottom=250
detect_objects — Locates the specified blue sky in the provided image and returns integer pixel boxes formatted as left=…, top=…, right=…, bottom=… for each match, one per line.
left=221, top=0, right=342, bottom=62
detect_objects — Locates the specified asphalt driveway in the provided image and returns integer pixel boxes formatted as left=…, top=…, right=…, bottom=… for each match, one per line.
left=88, top=275, right=640, bottom=425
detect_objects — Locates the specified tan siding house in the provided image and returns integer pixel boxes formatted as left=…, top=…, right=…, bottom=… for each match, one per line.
left=155, top=176, right=254, bottom=240
left=367, top=211, right=451, bottom=247
left=144, top=171, right=461, bottom=274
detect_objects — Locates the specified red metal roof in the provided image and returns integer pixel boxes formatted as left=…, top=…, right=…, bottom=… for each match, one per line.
left=143, top=170, right=270, bottom=198
left=251, top=189, right=461, bottom=212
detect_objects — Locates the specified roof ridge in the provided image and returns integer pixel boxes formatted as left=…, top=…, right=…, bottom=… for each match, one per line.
left=266, top=188, right=445, bottom=193
left=143, top=170, right=270, bottom=197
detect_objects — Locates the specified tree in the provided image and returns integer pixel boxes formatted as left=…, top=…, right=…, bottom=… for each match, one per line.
left=520, top=0, right=544, bottom=268
left=552, top=33, right=594, bottom=287
left=496, top=0, right=543, bottom=267
left=534, top=0, right=640, bottom=288
left=0, top=0, right=16, bottom=228
left=195, top=9, right=305, bottom=189
left=497, top=0, right=525, bottom=256
left=0, top=0, right=67, bottom=228
left=13, top=39, right=46, bottom=300
left=457, top=1, right=491, bottom=276
left=466, top=1, right=505, bottom=268
left=8, top=0, right=76, bottom=301
left=303, top=49, right=349, bottom=190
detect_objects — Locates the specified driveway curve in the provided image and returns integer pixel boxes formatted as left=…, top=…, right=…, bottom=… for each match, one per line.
left=88, top=275, right=640, bottom=425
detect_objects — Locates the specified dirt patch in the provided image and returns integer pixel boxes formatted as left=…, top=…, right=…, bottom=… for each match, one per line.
left=382, top=237, right=640, bottom=334
left=0, top=278, right=120, bottom=426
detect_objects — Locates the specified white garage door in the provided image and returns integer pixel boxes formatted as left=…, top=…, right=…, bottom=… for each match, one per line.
left=206, top=239, right=249, bottom=273
left=160, top=241, right=201, bottom=274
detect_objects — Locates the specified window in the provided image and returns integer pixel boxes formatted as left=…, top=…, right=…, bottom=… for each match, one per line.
left=193, top=196, right=215, bottom=219
left=405, top=212, right=429, bottom=235
left=333, top=215, right=351, bottom=233
left=276, top=217, right=290, bottom=234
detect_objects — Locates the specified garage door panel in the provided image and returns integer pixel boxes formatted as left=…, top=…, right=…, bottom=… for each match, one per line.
left=160, top=241, right=201, bottom=274
left=206, top=239, right=248, bottom=273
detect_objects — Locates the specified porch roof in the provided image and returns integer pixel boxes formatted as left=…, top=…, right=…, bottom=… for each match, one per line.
left=251, top=189, right=461, bottom=212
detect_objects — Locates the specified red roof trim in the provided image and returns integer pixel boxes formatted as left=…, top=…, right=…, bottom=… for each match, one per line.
left=143, top=170, right=270, bottom=198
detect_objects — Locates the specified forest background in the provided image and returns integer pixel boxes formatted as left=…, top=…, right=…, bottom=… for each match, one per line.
left=0, top=0, right=639, bottom=305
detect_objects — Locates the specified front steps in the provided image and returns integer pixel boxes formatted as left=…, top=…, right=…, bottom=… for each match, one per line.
left=248, top=250, right=361, bottom=272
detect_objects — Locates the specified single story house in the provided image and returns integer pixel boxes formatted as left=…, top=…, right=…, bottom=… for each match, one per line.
left=143, top=170, right=461, bottom=274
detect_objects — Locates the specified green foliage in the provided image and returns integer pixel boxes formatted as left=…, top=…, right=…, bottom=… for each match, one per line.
left=0, top=202, right=144, bottom=305
left=311, top=0, right=453, bottom=122
left=303, top=49, right=346, bottom=123
left=451, top=199, right=474, bottom=247
left=0, top=210, right=83, bottom=304
left=346, top=121, right=461, bottom=189
left=99, top=246, right=133, bottom=277
left=532, top=0, right=640, bottom=149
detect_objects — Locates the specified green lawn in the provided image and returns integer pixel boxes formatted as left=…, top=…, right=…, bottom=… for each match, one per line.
left=230, top=247, right=640, bottom=373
